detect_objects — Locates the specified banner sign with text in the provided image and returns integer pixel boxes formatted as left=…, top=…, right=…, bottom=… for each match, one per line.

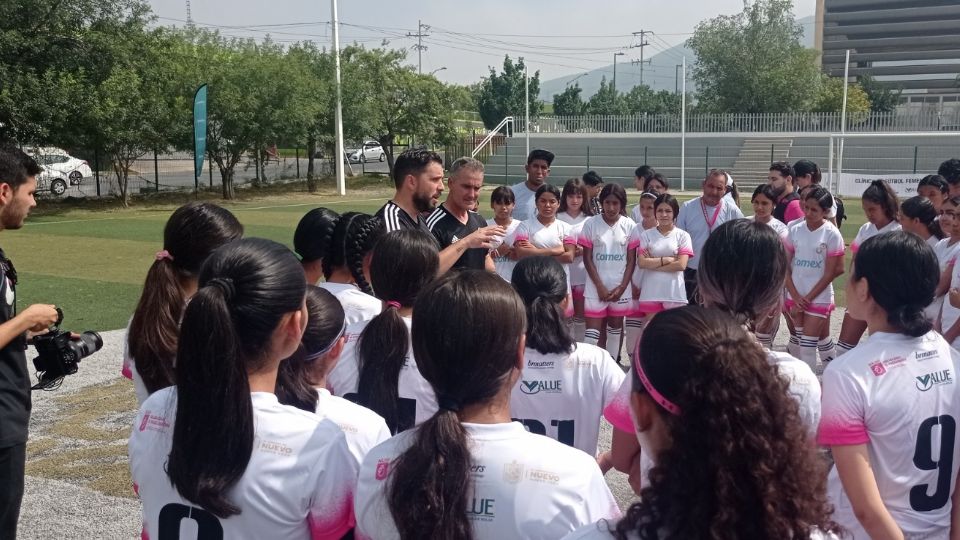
left=836, top=172, right=925, bottom=198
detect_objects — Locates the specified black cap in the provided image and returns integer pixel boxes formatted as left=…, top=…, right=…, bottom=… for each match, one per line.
left=527, top=149, right=555, bottom=166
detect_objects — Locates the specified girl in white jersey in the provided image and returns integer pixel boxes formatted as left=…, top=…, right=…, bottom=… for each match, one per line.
left=918, top=174, right=950, bottom=213
left=632, top=194, right=692, bottom=325
left=487, top=186, right=521, bottom=282
left=605, top=219, right=822, bottom=496
left=129, top=238, right=359, bottom=540
left=354, top=270, right=620, bottom=539
left=558, top=178, right=593, bottom=342
left=835, top=180, right=901, bottom=359
left=784, top=187, right=846, bottom=370
left=568, top=306, right=840, bottom=540
left=514, top=184, right=577, bottom=307
left=293, top=207, right=340, bottom=285
left=937, top=198, right=960, bottom=334
left=317, top=212, right=384, bottom=325
left=901, top=196, right=944, bottom=248
left=328, top=229, right=440, bottom=434
left=274, top=286, right=390, bottom=463
left=749, top=185, right=790, bottom=348
left=124, top=202, right=242, bottom=406
left=509, top=256, right=624, bottom=457
left=581, top=183, right=636, bottom=360
left=624, top=191, right=658, bottom=366
left=819, top=231, right=960, bottom=540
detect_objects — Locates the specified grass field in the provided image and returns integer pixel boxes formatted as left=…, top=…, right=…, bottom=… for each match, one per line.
left=8, top=186, right=865, bottom=332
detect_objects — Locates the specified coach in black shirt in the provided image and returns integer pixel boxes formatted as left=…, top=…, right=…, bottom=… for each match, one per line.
left=426, top=157, right=496, bottom=271
left=0, top=146, right=59, bottom=539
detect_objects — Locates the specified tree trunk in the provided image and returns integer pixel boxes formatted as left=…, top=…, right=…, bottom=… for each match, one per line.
left=306, top=136, right=318, bottom=193
left=380, top=134, right=396, bottom=176
left=112, top=160, right=129, bottom=208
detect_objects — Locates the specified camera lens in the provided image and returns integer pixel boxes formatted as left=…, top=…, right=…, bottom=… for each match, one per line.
left=77, top=331, right=103, bottom=357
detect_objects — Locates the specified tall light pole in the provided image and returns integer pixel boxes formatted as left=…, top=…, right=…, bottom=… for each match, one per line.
left=429, top=66, right=447, bottom=76
left=613, top=52, right=625, bottom=93
left=523, top=58, right=530, bottom=157
left=331, top=0, right=345, bottom=196
left=566, top=72, right=588, bottom=87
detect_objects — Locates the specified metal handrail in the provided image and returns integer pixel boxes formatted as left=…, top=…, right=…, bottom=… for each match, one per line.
left=472, top=116, right=514, bottom=158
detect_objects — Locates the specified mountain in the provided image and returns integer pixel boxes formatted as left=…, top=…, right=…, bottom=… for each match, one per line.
left=539, top=15, right=815, bottom=102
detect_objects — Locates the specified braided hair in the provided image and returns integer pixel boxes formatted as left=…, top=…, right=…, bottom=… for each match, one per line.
left=294, top=208, right=340, bottom=266
left=326, top=212, right=385, bottom=295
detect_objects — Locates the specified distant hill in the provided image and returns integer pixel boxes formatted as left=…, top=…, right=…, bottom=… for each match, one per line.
left=539, top=15, right=815, bottom=102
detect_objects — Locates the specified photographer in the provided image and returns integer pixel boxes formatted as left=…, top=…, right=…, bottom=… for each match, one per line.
left=0, top=146, right=58, bottom=539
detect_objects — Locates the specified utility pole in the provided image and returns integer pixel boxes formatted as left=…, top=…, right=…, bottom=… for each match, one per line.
left=675, top=64, right=682, bottom=95
left=630, top=30, right=653, bottom=86
left=613, top=52, right=625, bottom=93
left=407, top=20, right=429, bottom=74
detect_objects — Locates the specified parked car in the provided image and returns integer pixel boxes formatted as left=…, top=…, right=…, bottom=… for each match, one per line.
left=26, top=147, right=92, bottom=195
left=347, top=140, right=385, bottom=163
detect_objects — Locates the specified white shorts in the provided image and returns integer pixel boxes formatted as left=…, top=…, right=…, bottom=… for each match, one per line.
left=585, top=295, right=634, bottom=318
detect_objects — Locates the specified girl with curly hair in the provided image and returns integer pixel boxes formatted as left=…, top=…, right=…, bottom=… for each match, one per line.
left=568, top=306, right=840, bottom=540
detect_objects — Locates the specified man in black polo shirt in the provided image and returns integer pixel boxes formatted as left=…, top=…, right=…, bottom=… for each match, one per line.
left=426, top=157, right=497, bottom=271
left=0, top=146, right=59, bottom=539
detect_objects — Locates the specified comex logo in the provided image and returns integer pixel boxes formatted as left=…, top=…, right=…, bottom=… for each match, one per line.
left=916, top=369, right=953, bottom=392
left=520, top=380, right=562, bottom=395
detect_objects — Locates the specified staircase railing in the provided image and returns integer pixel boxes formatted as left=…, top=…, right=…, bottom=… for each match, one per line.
left=472, top=117, right=514, bottom=159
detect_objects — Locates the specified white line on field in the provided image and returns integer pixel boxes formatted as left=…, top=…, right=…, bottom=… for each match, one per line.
left=239, top=197, right=386, bottom=211
left=29, top=217, right=121, bottom=226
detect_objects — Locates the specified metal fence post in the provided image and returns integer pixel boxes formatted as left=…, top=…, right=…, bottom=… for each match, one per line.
left=154, top=149, right=159, bottom=191
left=705, top=147, right=710, bottom=175
left=644, top=146, right=648, bottom=165
left=504, top=143, right=509, bottom=184
left=586, top=146, right=591, bottom=170
left=913, top=146, right=919, bottom=174
left=296, top=146, right=300, bottom=178
left=770, top=144, right=775, bottom=164
left=208, top=151, right=213, bottom=187
left=94, top=148, right=101, bottom=197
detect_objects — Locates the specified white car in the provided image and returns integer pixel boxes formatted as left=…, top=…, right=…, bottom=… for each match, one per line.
left=27, top=148, right=92, bottom=195
left=347, top=140, right=385, bottom=163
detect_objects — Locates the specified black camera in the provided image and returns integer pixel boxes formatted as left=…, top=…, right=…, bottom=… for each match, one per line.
left=31, top=308, right=103, bottom=389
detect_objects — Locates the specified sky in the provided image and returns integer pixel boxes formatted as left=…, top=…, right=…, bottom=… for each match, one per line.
left=144, top=0, right=817, bottom=86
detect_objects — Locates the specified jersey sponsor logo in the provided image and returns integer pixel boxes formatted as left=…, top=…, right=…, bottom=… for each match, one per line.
left=375, top=458, right=391, bottom=481
left=527, top=468, right=561, bottom=485
left=451, top=235, right=461, bottom=244
left=870, top=361, right=887, bottom=376
left=564, top=357, right=594, bottom=369
left=816, top=242, right=827, bottom=254
left=139, top=412, right=171, bottom=433
left=466, top=498, right=496, bottom=521
left=594, top=253, right=626, bottom=262
left=527, top=359, right=555, bottom=369
left=470, top=464, right=486, bottom=478
left=256, top=438, right=294, bottom=456
left=916, top=369, right=953, bottom=392
left=336, top=422, right=359, bottom=434
left=916, top=350, right=940, bottom=362
left=520, top=379, right=562, bottom=395
left=503, top=460, right=524, bottom=484
left=794, top=258, right=822, bottom=269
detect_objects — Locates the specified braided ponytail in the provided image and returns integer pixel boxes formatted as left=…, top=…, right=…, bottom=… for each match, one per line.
left=326, top=212, right=384, bottom=294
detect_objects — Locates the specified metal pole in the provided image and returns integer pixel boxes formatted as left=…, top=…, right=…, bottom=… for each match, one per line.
left=332, top=0, right=346, bottom=196
left=705, top=147, right=709, bottom=175
left=587, top=146, right=591, bottom=170
left=504, top=142, right=509, bottom=183
left=153, top=149, right=159, bottom=191
left=524, top=59, right=530, bottom=158
left=680, top=56, right=686, bottom=191
left=296, top=146, right=300, bottom=178
left=644, top=146, right=648, bottom=165
left=839, top=49, right=850, bottom=182
left=828, top=135, right=834, bottom=192
left=913, top=146, right=919, bottom=174
left=208, top=151, right=213, bottom=187
left=94, top=148, right=101, bottom=197
left=770, top=144, right=775, bottom=164
left=613, top=54, right=618, bottom=94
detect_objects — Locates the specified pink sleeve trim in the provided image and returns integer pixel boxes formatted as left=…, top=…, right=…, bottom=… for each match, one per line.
left=578, top=237, right=594, bottom=248
left=827, top=250, right=845, bottom=257
left=628, top=240, right=641, bottom=251
left=817, top=422, right=870, bottom=446
left=122, top=359, right=133, bottom=380
left=784, top=200, right=804, bottom=223
left=563, top=236, right=577, bottom=246
left=850, top=242, right=859, bottom=254
left=514, top=234, right=529, bottom=243
left=677, top=248, right=694, bottom=257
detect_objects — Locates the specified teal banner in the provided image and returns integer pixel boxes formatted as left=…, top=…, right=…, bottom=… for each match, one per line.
left=193, top=84, right=208, bottom=183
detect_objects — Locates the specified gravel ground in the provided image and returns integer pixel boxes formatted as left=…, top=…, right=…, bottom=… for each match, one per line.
left=17, top=311, right=846, bottom=539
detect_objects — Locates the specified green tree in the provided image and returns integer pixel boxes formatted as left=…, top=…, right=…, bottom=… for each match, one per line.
left=811, top=76, right=871, bottom=114
left=687, top=0, right=821, bottom=113
left=621, top=85, right=681, bottom=114
left=586, top=77, right=625, bottom=115
left=553, top=84, right=585, bottom=116
left=858, top=75, right=901, bottom=113
left=476, top=56, right=541, bottom=129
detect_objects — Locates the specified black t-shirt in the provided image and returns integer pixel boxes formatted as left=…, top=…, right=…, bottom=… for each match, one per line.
left=773, top=191, right=800, bottom=223
left=0, top=248, right=28, bottom=448
left=376, top=200, right=434, bottom=238
left=426, top=204, right=489, bottom=270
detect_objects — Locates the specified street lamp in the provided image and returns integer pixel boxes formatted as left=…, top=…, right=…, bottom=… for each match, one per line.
left=566, top=72, right=588, bottom=87
left=429, top=67, right=447, bottom=76
left=613, top=52, right=625, bottom=94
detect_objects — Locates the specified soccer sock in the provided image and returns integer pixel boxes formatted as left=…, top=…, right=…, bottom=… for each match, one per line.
left=584, top=328, right=601, bottom=347
left=756, top=332, right=774, bottom=349
left=836, top=340, right=856, bottom=356
left=818, top=337, right=836, bottom=363
left=787, top=326, right=803, bottom=357
left=799, top=335, right=819, bottom=370
left=570, top=317, right=586, bottom=343
left=605, top=325, right=623, bottom=361
left=624, top=317, right=644, bottom=360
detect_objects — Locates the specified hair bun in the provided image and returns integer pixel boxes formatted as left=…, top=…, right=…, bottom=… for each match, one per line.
left=208, top=277, right=236, bottom=300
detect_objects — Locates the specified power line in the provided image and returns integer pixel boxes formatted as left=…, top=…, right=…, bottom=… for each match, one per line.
left=407, top=20, right=429, bottom=74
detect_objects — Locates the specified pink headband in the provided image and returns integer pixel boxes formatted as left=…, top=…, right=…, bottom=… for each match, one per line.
left=634, top=351, right=681, bottom=416
left=386, top=301, right=401, bottom=309
left=155, top=250, right=173, bottom=262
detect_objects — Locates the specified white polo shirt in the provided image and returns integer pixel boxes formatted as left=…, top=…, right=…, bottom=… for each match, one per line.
left=511, top=181, right=540, bottom=222
left=675, top=196, right=743, bottom=270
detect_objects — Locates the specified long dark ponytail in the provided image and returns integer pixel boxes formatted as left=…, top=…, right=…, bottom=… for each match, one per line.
left=511, top=256, right=574, bottom=354
left=324, top=212, right=384, bottom=294
left=129, top=202, right=243, bottom=394
left=356, top=229, right=439, bottom=433
left=294, top=207, right=340, bottom=264
left=388, top=270, right=526, bottom=539
left=167, top=238, right=306, bottom=518
left=275, top=286, right=346, bottom=412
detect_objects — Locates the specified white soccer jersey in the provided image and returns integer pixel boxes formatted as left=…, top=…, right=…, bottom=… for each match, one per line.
left=511, top=181, right=539, bottom=222
left=783, top=220, right=845, bottom=305
left=929, top=239, right=960, bottom=324
left=818, top=331, right=960, bottom=538
left=129, top=388, right=358, bottom=540
left=317, top=282, right=382, bottom=325
left=850, top=220, right=901, bottom=253
left=578, top=215, right=637, bottom=298
left=562, top=521, right=839, bottom=539
left=315, top=388, right=391, bottom=463
left=515, top=218, right=576, bottom=292
left=510, top=344, right=625, bottom=456
left=629, top=226, right=693, bottom=304
left=487, top=217, right=521, bottom=282
left=629, top=222, right=656, bottom=289
left=559, top=212, right=589, bottom=287
left=747, top=215, right=789, bottom=239
left=630, top=204, right=642, bottom=224
left=121, top=319, right=151, bottom=406
left=326, top=317, right=439, bottom=431
left=354, top=422, right=621, bottom=540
